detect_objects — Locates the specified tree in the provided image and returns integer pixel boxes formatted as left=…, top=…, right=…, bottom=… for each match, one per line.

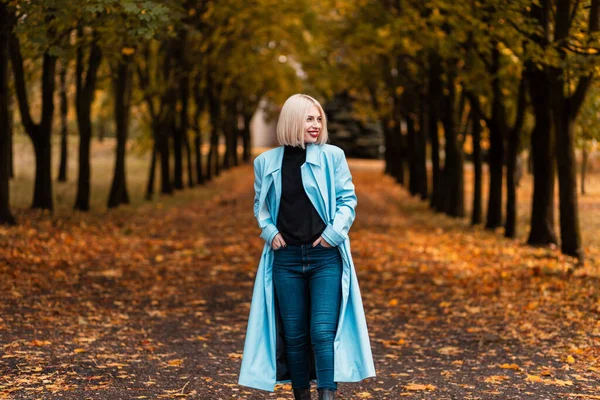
left=8, top=4, right=59, bottom=210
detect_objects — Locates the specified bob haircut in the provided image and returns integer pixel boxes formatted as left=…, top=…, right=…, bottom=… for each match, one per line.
left=276, top=94, right=329, bottom=148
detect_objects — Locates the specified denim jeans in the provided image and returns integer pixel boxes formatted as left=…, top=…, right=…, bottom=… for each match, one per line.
left=272, top=242, right=343, bottom=390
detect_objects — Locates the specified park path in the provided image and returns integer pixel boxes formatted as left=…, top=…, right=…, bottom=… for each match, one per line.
left=1, top=158, right=599, bottom=399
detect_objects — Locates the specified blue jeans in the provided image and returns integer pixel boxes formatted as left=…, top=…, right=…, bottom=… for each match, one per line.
left=272, top=242, right=343, bottom=390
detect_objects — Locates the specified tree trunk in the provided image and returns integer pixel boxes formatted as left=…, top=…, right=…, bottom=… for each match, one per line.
left=470, top=102, right=483, bottom=225
left=31, top=132, right=53, bottom=209
left=416, top=87, right=428, bottom=200
left=392, top=96, right=406, bottom=186
left=173, top=121, right=184, bottom=190
left=440, top=72, right=464, bottom=217
left=428, top=53, right=442, bottom=210
left=146, top=140, right=158, bottom=200
left=527, top=66, right=557, bottom=245
left=184, top=132, right=194, bottom=188
left=581, top=146, right=588, bottom=195
left=172, top=29, right=187, bottom=190
left=193, top=79, right=205, bottom=184
left=486, top=42, right=505, bottom=229
left=207, top=86, right=221, bottom=180
left=0, top=2, right=15, bottom=225
left=383, top=122, right=393, bottom=176
left=9, top=24, right=56, bottom=210
left=526, top=2, right=558, bottom=246
left=8, top=85, right=13, bottom=179
left=505, top=75, right=527, bottom=238
left=183, top=89, right=194, bottom=188
left=222, top=107, right=232, bottom=171
left=57, top=60, right=68, bottom=182
left=74, top=29, right=102, bottom=211
left=242, top=112, right=252, bottom=163
left=407, top=114, right=419, bottom=196
left=157, top=120, right=173, bottom=194
left=108, top=56, right=132, bottom=208
left=552, top=106, right=582, bottom=260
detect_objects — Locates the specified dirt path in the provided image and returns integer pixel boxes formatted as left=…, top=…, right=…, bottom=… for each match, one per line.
left=1, top=160, right=598, bottom=399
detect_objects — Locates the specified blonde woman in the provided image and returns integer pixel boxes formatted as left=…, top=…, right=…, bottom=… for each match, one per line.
left=238, top=94, right=375, bottom=400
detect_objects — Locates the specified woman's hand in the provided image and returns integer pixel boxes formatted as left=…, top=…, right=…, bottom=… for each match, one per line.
left=313, top=236, right=333, bottom=248
left=271, top=233, right=287, bottom=250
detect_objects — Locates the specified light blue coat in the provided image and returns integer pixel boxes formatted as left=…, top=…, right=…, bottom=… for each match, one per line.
left=238, top=143, right=376, bottom=392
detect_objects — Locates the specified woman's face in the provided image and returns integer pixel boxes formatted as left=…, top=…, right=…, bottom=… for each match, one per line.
left=303, top=104, right=322, bottom=144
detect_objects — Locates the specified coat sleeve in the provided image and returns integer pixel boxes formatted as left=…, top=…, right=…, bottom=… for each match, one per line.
left=321, top=149, right=357, bottom=247
left=254, top=157, right=280, bottom=246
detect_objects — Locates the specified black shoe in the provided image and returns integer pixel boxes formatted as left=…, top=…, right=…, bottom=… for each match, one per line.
left=293, top=387, right=311, bottom=400
left=318, top=388, right=336, bottom=400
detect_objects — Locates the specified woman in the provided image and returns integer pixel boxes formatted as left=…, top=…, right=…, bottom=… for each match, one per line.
left=238, top=94, right=375, bottom=400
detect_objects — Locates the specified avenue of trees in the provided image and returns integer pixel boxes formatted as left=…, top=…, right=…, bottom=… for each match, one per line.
left=1, top=0, right=600, bottom=264
left=0, top=0, right=305, bottom=219
left=303, top=0, right=600, bottom=264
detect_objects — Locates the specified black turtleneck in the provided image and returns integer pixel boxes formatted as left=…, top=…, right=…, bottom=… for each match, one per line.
left=276, top=145, right=326, bottom=245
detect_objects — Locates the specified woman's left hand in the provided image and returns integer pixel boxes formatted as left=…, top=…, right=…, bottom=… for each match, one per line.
left=312, top=236, right=333, bottom=248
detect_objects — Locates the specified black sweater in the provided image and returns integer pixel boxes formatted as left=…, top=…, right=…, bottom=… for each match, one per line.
left=276, top=145, right=326, bottom=245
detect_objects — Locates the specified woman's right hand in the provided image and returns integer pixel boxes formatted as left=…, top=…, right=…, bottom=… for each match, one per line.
left=271, top=233, right=287, bottom=250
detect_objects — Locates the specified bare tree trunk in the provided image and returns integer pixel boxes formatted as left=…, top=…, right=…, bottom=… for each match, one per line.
left=242, top=112, right=252, bottom=163
left=505, top=75, right=527, bottom=238
left=581, top=146, right=588, bottom=195
left=57, top=60, right=68, bottom=182
left=74, top=28, right=102, bottom=211
left=192, top=79, right=205, bottom=184
left=526, top=2, right=558, bottom=246
left=440, top=71, right=464, bottom=217
left=108, top=56, right=132, bottom=208
left=470, top=104, right=483, bottom=226
left=486, top=41, right=505, bottom=230
left=428, top=53, right=443, bottom=210
left=416, top=87, right=428, bottom=200
left=146, top=141, right=158, bottom=200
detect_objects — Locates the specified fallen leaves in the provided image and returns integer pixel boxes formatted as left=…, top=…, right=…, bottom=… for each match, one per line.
left=1, top=163, right=599, bottom=398
left=404, top=383, right=436, bottom=391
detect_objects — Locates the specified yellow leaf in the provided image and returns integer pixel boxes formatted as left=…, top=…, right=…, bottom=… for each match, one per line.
left=155, top=255, right=164, bottom=262
left=437, top=346, right=461, bottom=355
left=355, top=392, right=372, bottom=398
left=30, top=340, right=51, bottom=346
left=388, top=298, right=398, bottom=306
left=74, top=348, right=86, bottom=354
left=566, top=355, right=575, bottom=364
left=554, top=379, right=573, bottom=386
left=168, top=359, right=184, bottom=367
left=499, top=363, right=521, bottom=371
left=228, top=353, right=243, bottom=359
left=121, top=47, right=135, bottom=56
left=526, top=374, right=543, bottom=382
left=404, top=383, right=436, bottom=391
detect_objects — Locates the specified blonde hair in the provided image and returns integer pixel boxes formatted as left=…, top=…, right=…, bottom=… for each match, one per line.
left=276, top=94, right=329, bottom=148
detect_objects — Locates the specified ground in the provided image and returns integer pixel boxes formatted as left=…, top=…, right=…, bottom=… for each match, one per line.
left=1, top=157, right=599, bottom=399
